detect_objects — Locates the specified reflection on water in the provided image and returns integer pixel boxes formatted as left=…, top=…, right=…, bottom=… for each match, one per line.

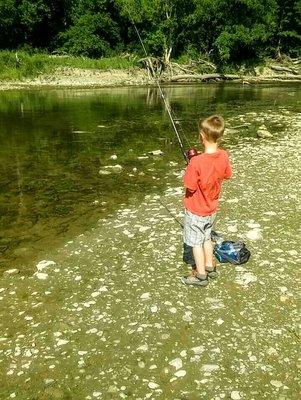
left=0, top=84, right=300, bottom=271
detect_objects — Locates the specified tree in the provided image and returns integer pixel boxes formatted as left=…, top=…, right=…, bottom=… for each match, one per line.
left=58, top=0, right=123, bottom=57
left=274, top=0, right=301, bottom=58
left=116, top=0, right=195, bottom=63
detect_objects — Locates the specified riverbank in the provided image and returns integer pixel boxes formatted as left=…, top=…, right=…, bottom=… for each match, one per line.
left=0, top=109, right=300, bottom=399
left=0, top=52, right=300, bottom=90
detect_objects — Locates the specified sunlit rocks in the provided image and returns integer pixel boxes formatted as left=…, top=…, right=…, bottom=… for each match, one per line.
left=104, top=164, right=122, bottom=171
left=245, top=228, right=262, bottom=240
left=270, top=380, right=283, bottom=388
left=3, top=268, right=20, bottom=277
left=148, top=381, right=159, bottom=389
left=202, top=364, right=219, bottom=373
left=191, top=346, right=205, bottom=355
left=174, top=369, right=186, bottom=377
left=34, top=272, right=49, bottom=280
left=257, top=125, right=273, bottom=138
left=140, top=292, right=150, bottom=300
left=148, top=150, right=163, bottom=156
left=56, top=339, right=69, bottom=346
left=36, top=260, right=56, bottom=271
left=230, top=391, right=241, bottom=399
left=98, top=169, right=111, bottom=175
left=235, top=272, right=257, bottom=286
left=169, top=358, right=182, bottom=370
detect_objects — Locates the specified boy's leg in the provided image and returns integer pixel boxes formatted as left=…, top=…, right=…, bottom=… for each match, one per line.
left=204, top=239, right=219, bottom=278
left=192, top=245, right=206, bottom=276
left=203, top=239, right=214, bottom=268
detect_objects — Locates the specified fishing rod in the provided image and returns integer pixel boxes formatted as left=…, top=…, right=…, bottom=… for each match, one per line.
left=127, top=11, right=193, bottom=164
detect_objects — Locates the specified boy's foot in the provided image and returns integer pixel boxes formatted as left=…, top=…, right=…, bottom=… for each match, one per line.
left=181, top=274, right=208, bottom=287
left=206, top=266, right=219, bottom=279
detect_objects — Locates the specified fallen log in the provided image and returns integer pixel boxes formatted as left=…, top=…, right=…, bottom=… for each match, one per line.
left=270, top=65, right=299, bottom=75
left=169, top=73, right=241, bottom=82
left=168, top=73, right=301, bottom=83
left=252, top=74, right=301, bottom=81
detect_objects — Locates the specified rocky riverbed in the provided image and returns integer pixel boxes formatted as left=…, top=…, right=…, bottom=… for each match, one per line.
left=0, top=109, right=300, bottom=399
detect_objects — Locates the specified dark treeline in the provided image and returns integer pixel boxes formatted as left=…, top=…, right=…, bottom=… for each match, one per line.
left=0, top=0, right=300, bottom=68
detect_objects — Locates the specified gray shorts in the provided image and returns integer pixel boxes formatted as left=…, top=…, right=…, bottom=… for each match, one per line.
left=183, top=209, right=216, bottom=246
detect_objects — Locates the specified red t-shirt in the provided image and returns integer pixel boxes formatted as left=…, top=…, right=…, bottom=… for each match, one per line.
left=183, top=149, right=232, bottom=216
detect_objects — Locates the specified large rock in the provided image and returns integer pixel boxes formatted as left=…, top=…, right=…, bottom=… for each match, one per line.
left=257, top=125, right=273, bottom=138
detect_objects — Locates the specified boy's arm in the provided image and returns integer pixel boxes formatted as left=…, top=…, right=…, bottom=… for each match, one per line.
left=224, top=154, right=232, bottom=179
left=183, top=159, right=199, bottom=191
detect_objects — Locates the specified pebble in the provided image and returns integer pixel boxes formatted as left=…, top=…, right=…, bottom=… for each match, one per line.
left=150, top=305, right=158, bottom=313
left=56, top=339, right=69, bottom=346
left=148, top=382, right=159, bottom=389
left=270, top=380, right=283, bottom=388
left=202, top=364, right=220, bottom=372
left=36, top=260, right=55, bottom=271
left=34, top=272, right=49, bottom=280
left=169, top=358, right=182, bottom=370
left=191, top=346, right=205, bottom=355
left=3, top=269, right=20, bottom=277
left=230, top=391, right=241, bottom=400
left=174, top=370, right=186, bottom=377
left=137, top=344, right=148, bottom=352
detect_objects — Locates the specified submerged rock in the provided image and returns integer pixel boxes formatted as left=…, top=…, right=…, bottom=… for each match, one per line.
left=148, top=150, right=163, bottom=156
left=257, top=125, right=273, bottom=138
left=3, top=268, right=20, bottom=277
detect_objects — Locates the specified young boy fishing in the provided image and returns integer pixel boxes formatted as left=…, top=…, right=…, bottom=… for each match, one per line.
left=181, top=115, right=232, bottom=286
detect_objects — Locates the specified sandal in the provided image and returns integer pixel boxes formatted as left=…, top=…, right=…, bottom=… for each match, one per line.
left=205, top=266, right=219, bottom=279
left=181, top=273, right=208, bottom=287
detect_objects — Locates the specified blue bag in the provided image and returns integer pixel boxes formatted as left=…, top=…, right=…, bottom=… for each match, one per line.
left=183, top=231, right=251, bottom=266
left=213, top=240, right=250, bottom=265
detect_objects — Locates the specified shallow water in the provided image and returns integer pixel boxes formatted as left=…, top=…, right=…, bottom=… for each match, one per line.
left=0, top=84, right=300, bottom=399
left=0, top=83, right=300, bottom=272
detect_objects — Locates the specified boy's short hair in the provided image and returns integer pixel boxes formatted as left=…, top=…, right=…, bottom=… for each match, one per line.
left=199, top=115, right=225, bottom=142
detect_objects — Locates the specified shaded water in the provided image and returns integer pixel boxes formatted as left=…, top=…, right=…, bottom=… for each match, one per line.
left=0, top=84, right=300, bottom=272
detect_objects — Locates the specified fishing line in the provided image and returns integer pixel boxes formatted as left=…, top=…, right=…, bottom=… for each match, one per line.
left=127, top=10, right=189, bottom=164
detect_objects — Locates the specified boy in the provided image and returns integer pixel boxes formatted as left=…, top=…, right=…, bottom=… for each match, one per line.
left=181, top=115, right=232, bottom=286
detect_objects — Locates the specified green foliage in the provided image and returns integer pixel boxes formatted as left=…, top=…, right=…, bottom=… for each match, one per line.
left=0, top=0, right=300, bottom=66
left=58, top=0, right=123, bottom=57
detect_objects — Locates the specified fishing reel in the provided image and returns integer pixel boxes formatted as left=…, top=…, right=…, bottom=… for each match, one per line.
left=186, top=148, right=199, bottom=161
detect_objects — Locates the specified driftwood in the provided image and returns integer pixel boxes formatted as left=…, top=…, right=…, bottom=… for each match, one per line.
left=169, top=73, right=241, bottom=82
left=168, top=73, right=301, bottom=83
left=270, top=65, right=299, bottom=75
left=253, top=74, right=301, bottom=81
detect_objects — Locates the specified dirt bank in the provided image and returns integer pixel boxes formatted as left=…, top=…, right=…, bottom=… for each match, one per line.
left=1, top=63, right=300, bottom=91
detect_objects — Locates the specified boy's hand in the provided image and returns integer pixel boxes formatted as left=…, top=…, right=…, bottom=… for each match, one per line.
left=187, top=148, right=198, bottom=161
